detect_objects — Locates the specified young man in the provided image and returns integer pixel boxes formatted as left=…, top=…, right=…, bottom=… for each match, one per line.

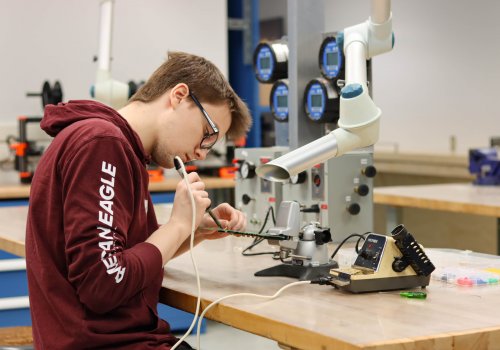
left=25, top=52, right=252, bottom=349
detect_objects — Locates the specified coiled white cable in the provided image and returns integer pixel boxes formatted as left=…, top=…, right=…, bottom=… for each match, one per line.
left=171, top=156, right=202, bottom=350
left=195, top=280, right=311, bottom=349
left=170, top=157, right=312, bottom=350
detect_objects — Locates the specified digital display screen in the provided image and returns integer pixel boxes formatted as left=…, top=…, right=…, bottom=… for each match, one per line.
left=277, top=95, right=287, bottom=108
left=311, top=94, right=322, bottom=107
left=326, top=52, right=338, bottom=66
left=260, top=57, right=271, bottom=69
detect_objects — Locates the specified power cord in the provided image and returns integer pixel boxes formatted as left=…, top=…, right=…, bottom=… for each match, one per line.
left=171, top=157, right=313, bottom=349
left=171, top=156, right=202, bottom=350
left=330, top=232, right=370, bottom=260
left=195, top=280, right=311, bottom=350
left=241, top=206, right=278, bottom=258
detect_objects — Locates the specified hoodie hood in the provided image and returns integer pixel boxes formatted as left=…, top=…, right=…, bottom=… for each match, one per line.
left=42, top=100, right=150, bottom=164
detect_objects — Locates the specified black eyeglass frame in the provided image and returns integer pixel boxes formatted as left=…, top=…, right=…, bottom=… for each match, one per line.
left=189, top=92, right=220, bottom=150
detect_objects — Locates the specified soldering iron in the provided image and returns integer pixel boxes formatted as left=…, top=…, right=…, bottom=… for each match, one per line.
left=173, top=157, right=224, bottom=230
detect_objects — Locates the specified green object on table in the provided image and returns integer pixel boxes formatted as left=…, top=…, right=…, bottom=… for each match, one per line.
left=400, top=291, right=427, bottom=299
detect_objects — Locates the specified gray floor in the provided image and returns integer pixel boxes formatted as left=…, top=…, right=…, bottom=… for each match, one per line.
left=175, top=319, right=279, bottom=350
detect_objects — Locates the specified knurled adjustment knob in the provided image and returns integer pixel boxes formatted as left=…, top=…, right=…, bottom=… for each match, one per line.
left=346, top=203, right=361, bottom=215
left=392, top=257, right=409, bottom=272
left=355, top=184, right=370, bottom=196
left=239, top=161, right=256, bottom=179
left=360, top=249, right=374, bottom=260
left=242, top=194, right=253, bottom=205
left=290, top=171, right=307, bottom=184
left=362, top=165, right=377, bottom=178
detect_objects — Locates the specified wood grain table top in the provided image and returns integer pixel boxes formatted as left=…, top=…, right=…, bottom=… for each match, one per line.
left=374, top=183, right=500, bottom=217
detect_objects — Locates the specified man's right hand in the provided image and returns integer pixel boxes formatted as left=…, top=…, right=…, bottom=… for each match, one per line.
left=170, top=172, right=211, bottom=234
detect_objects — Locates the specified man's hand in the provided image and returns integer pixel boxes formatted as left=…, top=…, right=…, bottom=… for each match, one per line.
left=170, top=172, right=210, bottom=235
left=196, top=203, right=247, bottom=240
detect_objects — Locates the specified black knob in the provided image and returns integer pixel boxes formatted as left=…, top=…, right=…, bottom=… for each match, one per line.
left=242, top=194, right=253, bottom=205
left=360, top=250, right=374, bottom=260
left=301, top=204, right=320, bottom=213
left=362, top=165, right=377, bottom=178
left=346, top=203, right=360, bottom=215
left=314, top=229, right=332, bottom=245
left=239, top=161, right=256, bottom=179
left=290, top=171, right=307, bottom=184
left=392, top=257, right=409, bottom=272
left=355, top=184, right=370, bottom=196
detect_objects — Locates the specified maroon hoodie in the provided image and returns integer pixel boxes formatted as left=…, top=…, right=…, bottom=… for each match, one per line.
left=25, top=100, right=179, bottom=349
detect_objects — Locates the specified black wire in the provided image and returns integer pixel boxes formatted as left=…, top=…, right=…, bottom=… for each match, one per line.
left=257, top=205, right=276, bottom=234
left=330, top=233, right=369, bottom=260
left=242, top=206, right=278, bottom=258
left=355, top=232, right=371, bottom=253
left=270, top=206, right=276, bottom=226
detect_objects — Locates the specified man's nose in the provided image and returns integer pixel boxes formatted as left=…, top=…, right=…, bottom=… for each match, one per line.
left=194, top=148, right=210, bottom=160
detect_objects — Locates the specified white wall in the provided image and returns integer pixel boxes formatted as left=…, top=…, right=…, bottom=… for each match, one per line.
left=0, top=0, right=227, bottom=155
left=261, top=0, right=500, bottom=155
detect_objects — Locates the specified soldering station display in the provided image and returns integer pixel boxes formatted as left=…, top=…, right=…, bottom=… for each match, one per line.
left=253, top=41, right=289, bottom=84
left=270, top=80, right=289, bottom=122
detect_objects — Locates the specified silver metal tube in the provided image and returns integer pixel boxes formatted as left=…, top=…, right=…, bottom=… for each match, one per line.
left=98, top=0, right=114, bottom=72
left=256, top=133, right=339, bottom=182
left=345, top=41, right=367, bottom=85
left=371, top=0, right=391, bottom=24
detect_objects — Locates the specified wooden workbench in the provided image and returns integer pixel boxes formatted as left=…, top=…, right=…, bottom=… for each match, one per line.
left=373, top=183, right=500, bottom=253
left=373, top=152, right=471, bottom=180
left=374, top=183, right=500, bottom=217
left=161, top=239, right=500, bottom=350
left=0, top=176, right=234, bottom=200
left=0, top=206, right=28, bottom=257
left=2, top=205, right=500, bottom=349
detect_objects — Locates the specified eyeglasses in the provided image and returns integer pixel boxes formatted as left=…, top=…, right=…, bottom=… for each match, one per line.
left=189, top=92, right=219, bottom=150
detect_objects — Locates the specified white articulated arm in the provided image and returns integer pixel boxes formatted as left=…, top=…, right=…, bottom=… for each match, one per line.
left=332, top=0, right=392, bottom=156
left=257, top=0, right=393, bottom=182
left=92, top=0, right=129, bottom=109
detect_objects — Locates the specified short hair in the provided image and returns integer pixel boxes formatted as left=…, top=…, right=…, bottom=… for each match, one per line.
left=129, top=51, right=252, bottom=140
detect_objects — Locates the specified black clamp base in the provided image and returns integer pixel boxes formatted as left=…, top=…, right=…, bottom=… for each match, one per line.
left=255, top=261, right=339, bottom=281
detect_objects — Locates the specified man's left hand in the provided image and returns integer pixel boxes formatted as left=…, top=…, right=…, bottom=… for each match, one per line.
left=195, top=203, right=246, bottom=240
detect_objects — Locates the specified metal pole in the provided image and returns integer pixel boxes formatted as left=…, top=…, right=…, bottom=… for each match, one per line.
left=287, top=0, right=325, bottom=149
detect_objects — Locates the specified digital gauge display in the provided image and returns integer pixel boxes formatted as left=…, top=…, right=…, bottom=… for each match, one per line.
left=270, top=80, right=289, bottom=122
left=303, top=78, right=340, bottom=123
left=253, top=41, right=289, bottom=83
left=319, top=35, right=343, bottom=80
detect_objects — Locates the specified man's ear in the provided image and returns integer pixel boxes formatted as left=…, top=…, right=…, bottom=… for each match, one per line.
left=170, top=83, right=189, bottom=108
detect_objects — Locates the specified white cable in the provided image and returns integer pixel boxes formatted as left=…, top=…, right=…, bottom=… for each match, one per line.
left=196, top=280, right=311, bottom=349
left=170, top=158, right=311, bottom=349
left=171, top=156, right=202, bottom=350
